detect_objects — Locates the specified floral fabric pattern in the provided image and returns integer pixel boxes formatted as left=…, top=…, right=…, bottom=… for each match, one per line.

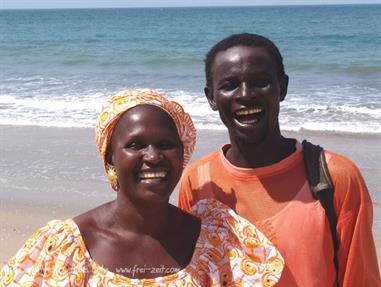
left=1, top=199, right=284, bottom=286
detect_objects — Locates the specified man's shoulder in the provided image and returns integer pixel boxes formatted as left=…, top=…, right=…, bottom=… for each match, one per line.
left=324, top=150, right=362, bottom=179
left=324, top=150, right=370, bottom=206
left=183, top=150, right=221, bottom=176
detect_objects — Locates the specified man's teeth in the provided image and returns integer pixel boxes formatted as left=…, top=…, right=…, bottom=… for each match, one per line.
left=236, top=108, right=263, bottom=116
left=139, top=171, right=167, bottom=179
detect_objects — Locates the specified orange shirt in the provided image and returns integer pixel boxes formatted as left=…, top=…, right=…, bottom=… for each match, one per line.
left=178, top=142, right=381, bottom=287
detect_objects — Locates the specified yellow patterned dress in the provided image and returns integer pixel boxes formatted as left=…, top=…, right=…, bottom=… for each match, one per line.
left=0, top=199, right=284, bottom=286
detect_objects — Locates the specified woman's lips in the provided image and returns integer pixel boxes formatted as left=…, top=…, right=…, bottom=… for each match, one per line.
left=139, top=171, right=167, bottom=180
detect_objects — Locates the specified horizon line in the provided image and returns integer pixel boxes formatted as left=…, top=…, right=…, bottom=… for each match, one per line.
left=1, top=3, right=381, bottom=11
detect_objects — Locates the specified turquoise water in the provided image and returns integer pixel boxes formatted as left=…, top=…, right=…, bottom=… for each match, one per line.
left=0, top=5, right=380, bottom=132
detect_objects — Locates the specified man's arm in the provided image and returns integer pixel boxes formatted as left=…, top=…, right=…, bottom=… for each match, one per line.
left=328, top=152, right=381, bottom=286
left=178, top=174, right=195, bottom=211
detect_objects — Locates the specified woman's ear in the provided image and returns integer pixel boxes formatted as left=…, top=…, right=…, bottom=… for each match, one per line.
left=279, top=74, right=289, bottom=102
left=204, top=86, right=218, bottom=111
left=106, top=148, right=113, bottom=165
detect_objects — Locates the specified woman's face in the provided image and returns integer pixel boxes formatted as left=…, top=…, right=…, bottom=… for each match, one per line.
left=109, top=105, right=184, bottom=204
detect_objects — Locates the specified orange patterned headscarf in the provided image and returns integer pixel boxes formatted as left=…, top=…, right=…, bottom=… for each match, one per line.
left=95, top=89, right=196, bottom=189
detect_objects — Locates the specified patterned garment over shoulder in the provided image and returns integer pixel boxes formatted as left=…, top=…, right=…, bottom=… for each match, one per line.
left=0, top=199, right=284, bottom=286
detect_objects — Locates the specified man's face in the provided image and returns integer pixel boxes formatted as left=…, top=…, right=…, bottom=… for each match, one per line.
left=206, top=45, right=288, bottom=144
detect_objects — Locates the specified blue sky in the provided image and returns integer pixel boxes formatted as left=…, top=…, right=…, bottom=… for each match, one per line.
left=2, top=0, right=381, bottom=9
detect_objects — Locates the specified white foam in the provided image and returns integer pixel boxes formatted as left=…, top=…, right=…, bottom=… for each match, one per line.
left=281, top=122, right=381, bottom=134
left=0, top=119, right=94, bottom=128
left=194, top=123, right=227, bottom=130
left=1, top=88, right=380, bottom=134
left=0, top=95, right=17, bottom=103
left=283, top=102, right=381, bottom=117
left=336, top=105, right=381, bottom=116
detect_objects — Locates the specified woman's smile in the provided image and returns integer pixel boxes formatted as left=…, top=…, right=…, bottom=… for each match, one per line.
left=138, top=170, right=167, bottom=180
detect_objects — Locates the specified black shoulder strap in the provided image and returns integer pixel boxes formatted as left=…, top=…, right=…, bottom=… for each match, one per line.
left=302, top=140, right=339, bottom=281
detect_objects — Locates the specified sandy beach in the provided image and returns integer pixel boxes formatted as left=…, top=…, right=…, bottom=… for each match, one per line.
left=1, top=125, right=380, bottom=266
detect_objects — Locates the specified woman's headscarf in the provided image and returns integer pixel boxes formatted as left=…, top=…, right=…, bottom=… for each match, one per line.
left=95, top=89, right=196, bottom=189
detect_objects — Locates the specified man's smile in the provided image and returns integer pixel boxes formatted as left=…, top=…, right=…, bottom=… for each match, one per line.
left=235, top=107, right=263, bottom=116
left=234, top=106, right=264, bottom=125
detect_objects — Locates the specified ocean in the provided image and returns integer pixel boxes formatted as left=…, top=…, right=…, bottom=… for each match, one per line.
left=1, top=5, right=380, bottom=133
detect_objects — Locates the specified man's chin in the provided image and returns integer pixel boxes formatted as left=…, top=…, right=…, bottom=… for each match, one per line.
left=229, top=126, right=267, bottom=145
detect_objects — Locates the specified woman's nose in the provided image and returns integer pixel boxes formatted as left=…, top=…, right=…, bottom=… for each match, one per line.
left=142, top=145, right=162, bottom=163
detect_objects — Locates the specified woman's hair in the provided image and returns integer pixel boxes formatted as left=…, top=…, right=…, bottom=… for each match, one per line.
left=204, top=33, right=286, bottom=88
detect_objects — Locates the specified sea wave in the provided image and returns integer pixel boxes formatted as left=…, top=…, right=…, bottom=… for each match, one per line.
left=2, top=119, right=380, bottom=135
left=283, top=103, right=381, bottom=117
left=281, top=122, right=381, bottom=134
left=1, top=85, right=380, bottom=134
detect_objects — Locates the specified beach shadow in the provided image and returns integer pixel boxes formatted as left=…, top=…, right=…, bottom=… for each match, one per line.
left=188, top=178, right=238, bottom=212
left=259, top=166, right=313, bottom=205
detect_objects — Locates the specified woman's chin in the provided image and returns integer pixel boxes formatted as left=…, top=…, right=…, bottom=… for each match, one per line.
left=119, top=187, right=173, bottom=206
left=143, top=188, right=172, bottom=201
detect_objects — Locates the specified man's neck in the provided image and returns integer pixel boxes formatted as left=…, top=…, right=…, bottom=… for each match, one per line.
left=226, top=134, right=295, bottom=168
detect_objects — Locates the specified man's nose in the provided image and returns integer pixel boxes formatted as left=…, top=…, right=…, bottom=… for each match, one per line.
left=142, top=145, right=162, bottom=163
left=237, top=82, right=254, bottom=101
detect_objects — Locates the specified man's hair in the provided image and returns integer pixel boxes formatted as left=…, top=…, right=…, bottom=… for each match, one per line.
left=204, top=33, right=285, bottom=88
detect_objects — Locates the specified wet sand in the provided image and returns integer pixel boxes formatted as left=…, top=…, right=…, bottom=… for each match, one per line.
left=0, top=125, right=380, bottom=266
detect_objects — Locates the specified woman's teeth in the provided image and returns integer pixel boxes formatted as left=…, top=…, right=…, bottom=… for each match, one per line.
left=235, top=107, right=263, bottom=116
left=139, top=171, right=167, bottom=179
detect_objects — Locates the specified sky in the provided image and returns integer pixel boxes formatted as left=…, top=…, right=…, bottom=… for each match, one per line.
left=1, top=0, right=381, bottom=9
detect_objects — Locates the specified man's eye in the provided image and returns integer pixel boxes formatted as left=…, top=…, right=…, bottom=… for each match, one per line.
left=220, top=82, right=238, bottom=91
left=252, top=79, right=270, bottom=88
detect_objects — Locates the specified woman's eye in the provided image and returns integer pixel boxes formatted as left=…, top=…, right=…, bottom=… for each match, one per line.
left=125, top=142, right=142, bottom=150
left=157, top=141, right=178, bottom=150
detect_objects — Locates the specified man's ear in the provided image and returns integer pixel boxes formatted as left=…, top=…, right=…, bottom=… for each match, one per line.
left=204, top=86, right=218, bottom=111
left=279, top=74, right=289, bottom=102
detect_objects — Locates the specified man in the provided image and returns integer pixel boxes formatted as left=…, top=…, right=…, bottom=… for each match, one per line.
left=178, top=33, right=380, bottom=286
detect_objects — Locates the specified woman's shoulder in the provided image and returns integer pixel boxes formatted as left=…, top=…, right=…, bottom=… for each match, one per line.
left=190, top=198, right=285, bottom=286
left=11, top=219, right=81, bottom=259
left=191, top=198, right=252, bottom=229
left=1, top=219, right=88, bottom=287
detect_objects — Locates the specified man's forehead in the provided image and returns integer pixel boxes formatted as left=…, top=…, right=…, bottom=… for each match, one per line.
left=215, top=45, right=271, bottom=62
left=211, top=46, right=276, bottom=75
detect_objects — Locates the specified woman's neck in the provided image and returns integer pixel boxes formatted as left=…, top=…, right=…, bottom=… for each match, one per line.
left=108, top=194, right=173, bottom=238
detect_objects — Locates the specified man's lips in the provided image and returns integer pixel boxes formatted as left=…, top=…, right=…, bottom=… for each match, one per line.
left=235, top=107, right=263, bottom=116
left=234, top=106, right=264, bottom=124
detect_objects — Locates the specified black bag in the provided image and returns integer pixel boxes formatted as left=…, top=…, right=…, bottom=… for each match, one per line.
left=302, top=140, right=339, bottom=284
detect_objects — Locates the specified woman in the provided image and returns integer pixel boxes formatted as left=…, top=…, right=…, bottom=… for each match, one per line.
left=1, top=89, right=284, bottom=286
